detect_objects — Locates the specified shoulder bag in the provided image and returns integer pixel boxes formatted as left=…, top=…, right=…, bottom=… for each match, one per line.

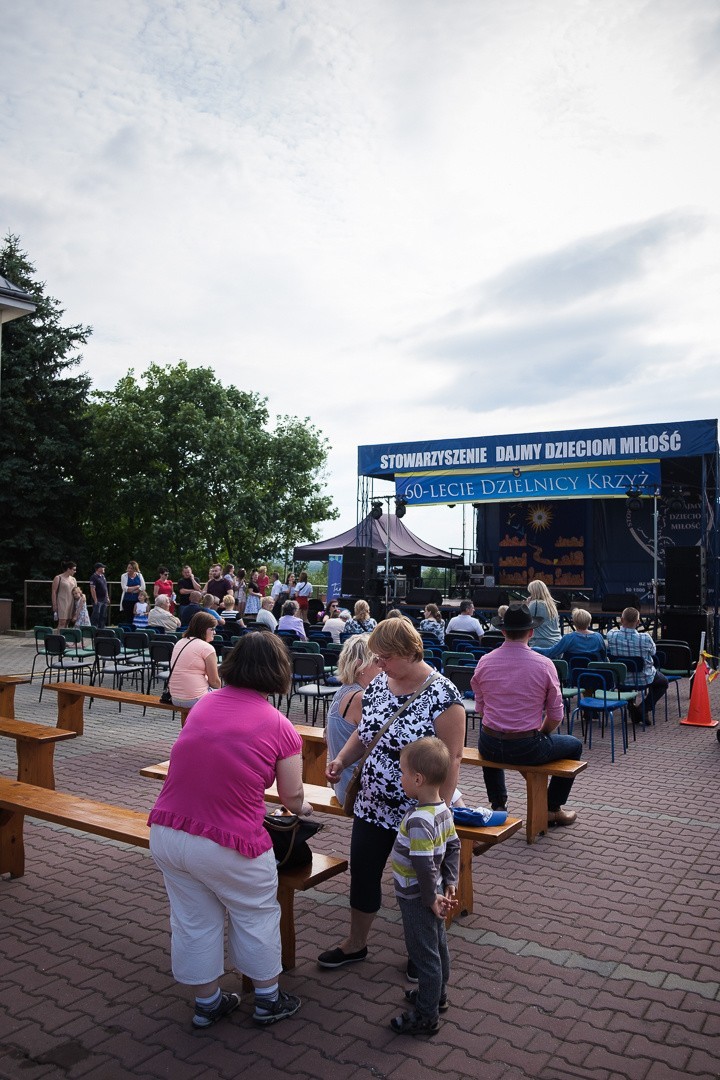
left=160, top=639, right=193, bottom=705
left=342, top=672, right=440, bottom=817
left=262, top=810, right=324, bottom=869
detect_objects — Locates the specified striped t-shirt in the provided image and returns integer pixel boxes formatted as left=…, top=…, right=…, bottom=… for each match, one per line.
left=391, top=802, right=460, bottom=907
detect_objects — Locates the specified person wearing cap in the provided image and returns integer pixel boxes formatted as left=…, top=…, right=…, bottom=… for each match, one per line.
left=470, top=602, right=583, bottom=828
left=89, top=562, right=109, bottom=628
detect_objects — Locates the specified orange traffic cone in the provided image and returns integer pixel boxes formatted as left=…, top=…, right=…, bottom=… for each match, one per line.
left=680, top=658, right=718, bottom=727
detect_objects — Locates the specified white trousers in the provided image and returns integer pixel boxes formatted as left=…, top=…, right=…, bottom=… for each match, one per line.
left=150, top=825, right=282, bottom=985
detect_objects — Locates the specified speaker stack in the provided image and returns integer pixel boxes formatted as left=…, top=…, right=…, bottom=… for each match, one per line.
left=341, top=546, right=375, bottom=597
left=661, top=546, right=708, bottom=658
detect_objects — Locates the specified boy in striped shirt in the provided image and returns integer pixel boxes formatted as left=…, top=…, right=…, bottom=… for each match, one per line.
left=390, top=737, right=460, bottom=1035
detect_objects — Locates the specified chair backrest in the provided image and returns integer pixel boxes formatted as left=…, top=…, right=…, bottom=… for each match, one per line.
left=589, top=661, right=628, bottom=686
left=292, top=653, right=325, bottom=678
left=445, top=664, right=474, bottom=694
left=149, top=641, right=174, bottom=662
left=123, top=632, right=149, bottom=650
left=277, top=629, right=302, bottom=643
left=568, top=656, right=591, bottom=686
left=81, top=626, right=96, bottom=644
left=578, top=669, right=614, bottom=699
left=655, top=644, right=693, bottom=675
left=45, top=634, right=66, bottom=657
left=552, top=659, right=569, bottom=684
left=446, top=631, right=478, bottom=648
left=308, top=630, right=332, bottom=643
left=610, top=655, right=642, bottom=686
left=442, top=651, right=475, bottom=668
left=292, top=640, right=321, bottom=653
left=34, top=627, right=53, bottom=647
left=95, top=637, right=122, bottom=659
left=60, top=627, right=82, bottom=643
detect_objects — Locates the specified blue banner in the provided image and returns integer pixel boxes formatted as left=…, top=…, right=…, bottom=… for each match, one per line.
left=359, top=419, right=717, bottom=478
left=326, top=554, right=343, bottom=601
left=395, top=462, right=662, bottom=506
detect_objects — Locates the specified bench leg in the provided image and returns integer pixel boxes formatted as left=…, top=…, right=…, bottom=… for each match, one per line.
left=17, top=743, right=56, bottom=789
left=302, top=744, right=327, bottom=786
left=519, top=771, right=549, bottom=844
left=0, top=684, right=18, bottom=719
left=0, top=809, right=25, bottom=877
left=55, top=692, right=84, bottom=736
left=276, top=884, right=296, bottom=970
left=447, top=839, right=474, bottom=923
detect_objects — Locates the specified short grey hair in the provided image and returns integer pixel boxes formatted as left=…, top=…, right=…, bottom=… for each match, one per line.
left=155, top=595, right=170, bottom=609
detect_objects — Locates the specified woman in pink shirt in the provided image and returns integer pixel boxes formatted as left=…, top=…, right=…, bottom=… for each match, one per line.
left=167, top=612, right=221, bottom=708
left=149, top=632, right=312, bottom=1029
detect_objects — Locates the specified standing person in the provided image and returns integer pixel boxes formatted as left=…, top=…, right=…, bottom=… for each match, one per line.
left=294, top=571, right=313, bottom=623
left=274, top=573, right=295, bottom=620
left=320, top=618, right=464, bottom=973
left=89, top=562, right=109, bottom=628
left=270, top=572, right=283, bottom=606
left=148, top=633, right=310, bottom=1029
left=120, top=561, right=145, bottom=627
left=607, top=607, right=668, bottom=724
left=235, top=568, right=247, bottom=615
left=344, top=600, right=377, bottom=636
left=51, top=560, right=77, bottom=628
left=257, top=565, right=270, bottom=596
left=133, top=591, right=151, bottom=630
left=204, top=565, right=227, bottom=606
left=526, top=580, right=562, bottom=652
left=471, top=603, right=583, bottom=826
left=390, top=737, right=460, bottom=1035
left=325, top=636, right=380, bottom=804
left=244, top=571, right=262, bottom=616
left=154, top=567, right=175, bottom=614
left=176, top=565, right=202, bottom=612
left=71, top=587, right=91, bottom=628
left=167, top=612, right=221, bottom=709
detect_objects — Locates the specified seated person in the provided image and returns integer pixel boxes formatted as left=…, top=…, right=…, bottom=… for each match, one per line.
left=324, top=609, right=350, bottom=644
left=148, top=594, right=181, bottom=632
left=256, top=596, right=278, bottom=632
left=178, top=590, right=204, bottom=627
left=445, top=600, right=484, bottom=641
left=277, top=600, right=307, bottom=641
left=220, top=594, right=240, bottom=622
left=607, top=607, right=668, bottom=724
left=418, top=603, right=445, bottom=646
left=202, top=593, right=225, bottom=627
left=544, top=608, right=606, bottom=663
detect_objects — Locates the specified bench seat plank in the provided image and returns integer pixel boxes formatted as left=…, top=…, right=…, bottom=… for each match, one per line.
left=0, top=717, right=78, bottom=789
left=43, top=683, right=189, bottom=736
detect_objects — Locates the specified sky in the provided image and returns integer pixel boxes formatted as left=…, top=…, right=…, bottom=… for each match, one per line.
left=2, top=0, right=719, bottom=558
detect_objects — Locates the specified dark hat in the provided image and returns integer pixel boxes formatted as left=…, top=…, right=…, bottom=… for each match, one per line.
left=491, top=602, right=543, bottom=631
left=94, top=562, right=106, bottom=570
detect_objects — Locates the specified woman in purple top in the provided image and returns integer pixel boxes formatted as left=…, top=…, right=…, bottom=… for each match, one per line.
left=276, top=600, right=307, bottom=640
left=148, top=633, right=312, bottom=1029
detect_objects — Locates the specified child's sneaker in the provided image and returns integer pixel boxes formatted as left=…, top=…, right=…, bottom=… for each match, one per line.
left=253, top=990, right=301, bottom=1026
left=404, top=988, right=449, bottom=1012
left=192, top=991, right=240, bottom=1029
left=390, top=1009, right=439, bottom=1035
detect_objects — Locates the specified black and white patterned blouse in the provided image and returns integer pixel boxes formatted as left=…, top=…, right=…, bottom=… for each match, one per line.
left=353, top=671, right=462, bottom=830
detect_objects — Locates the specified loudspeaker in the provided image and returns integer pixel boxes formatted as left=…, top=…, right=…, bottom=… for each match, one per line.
left=341, top=547, right=375, bottom=596
left=472, top=587, right=509, bottom=608
left=660, top=610, right=711, bottom=661
left=406, top=587, right=443, bottom=606
left=665, top=546, right=705, bottom=608
left=602, top=593, right=640, bottom=612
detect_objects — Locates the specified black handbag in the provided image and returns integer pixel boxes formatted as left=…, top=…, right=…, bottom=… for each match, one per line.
left=160, top=640, right=192, bottom=704
left=263, top=811, right=323, bottom=869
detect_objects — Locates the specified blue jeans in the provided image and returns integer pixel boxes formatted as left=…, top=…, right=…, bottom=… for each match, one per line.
left=90, top=601, right=108, bottom=628
left=398, top=897, right=449, bottom=1021
left=478, top=727, right=583, bottom=811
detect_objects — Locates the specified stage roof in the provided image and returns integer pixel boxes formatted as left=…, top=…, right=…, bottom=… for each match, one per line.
left=293, top=513, right=462, bottom=567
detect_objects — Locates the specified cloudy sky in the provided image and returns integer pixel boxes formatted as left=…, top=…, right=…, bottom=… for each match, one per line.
left=2, top=0, right=719, bottom=554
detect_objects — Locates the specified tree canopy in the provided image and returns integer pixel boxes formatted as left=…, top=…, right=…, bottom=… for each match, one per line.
left=0, top=237, right=337, bottom=622
left=82, top=362, right=337, bottom=574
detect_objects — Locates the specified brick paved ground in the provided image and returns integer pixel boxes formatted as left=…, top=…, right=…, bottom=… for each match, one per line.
left=0, top=633, right=718, bottom=1080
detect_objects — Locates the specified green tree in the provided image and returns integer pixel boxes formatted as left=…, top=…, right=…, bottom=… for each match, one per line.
left=83, top=363, right=336, bottom=575
left=0, top=235, right=92, bottom=610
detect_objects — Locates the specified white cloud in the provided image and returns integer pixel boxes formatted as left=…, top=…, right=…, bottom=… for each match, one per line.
left=1, top=0, right=719, bottom=551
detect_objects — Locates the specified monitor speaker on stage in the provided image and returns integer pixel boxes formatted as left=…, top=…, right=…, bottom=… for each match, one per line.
left=406, top=587, right=443, bottom=606
left=664, top=546, right=705, bottom=608
left=472, top=587, right=509, bottom=608
left=341, top=546, right=375, bottom=597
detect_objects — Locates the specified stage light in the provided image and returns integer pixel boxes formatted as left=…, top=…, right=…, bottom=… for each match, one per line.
left=667, top=486, right=687, bottom=513
left=395, top=498, right=407, bottom=519
left=625, top=487, right=642, bottom=513
left=370, top=501, right=383, bottom=520
left=447, top=503, right=456, bottom=509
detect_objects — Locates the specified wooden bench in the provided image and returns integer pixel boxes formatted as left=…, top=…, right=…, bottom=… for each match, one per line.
left=0, top=717, right=77, bottom=788
left=0, top=776, right=347, bottom=971
left=461, top=748, right=588, bottom=845
left=139, top=763, right=522, bottom=920
left=0, top=676, right=32, bottom=720
left=43, top=683, right=190, bottom=736
left=285, top=728, right=588, bottom=846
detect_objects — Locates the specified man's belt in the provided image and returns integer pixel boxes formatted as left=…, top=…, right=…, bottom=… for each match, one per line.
left=481, top=726, right=540, bottom=740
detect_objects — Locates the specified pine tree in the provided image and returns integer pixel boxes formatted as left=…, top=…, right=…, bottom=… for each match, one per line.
left=0, top=235, right=92, bottom=616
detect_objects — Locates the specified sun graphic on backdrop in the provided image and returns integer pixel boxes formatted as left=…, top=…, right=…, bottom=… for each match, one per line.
left=526, top=504, right=553, bottom=532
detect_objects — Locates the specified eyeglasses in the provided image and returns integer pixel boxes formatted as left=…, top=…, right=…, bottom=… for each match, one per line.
left=371, top=654, right=391, bottom=664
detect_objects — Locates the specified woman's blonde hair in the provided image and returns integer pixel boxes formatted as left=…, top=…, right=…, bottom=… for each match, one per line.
left=354, top=599, right=370, bottom=621
left=336, top=634, right=373, bottom=686
left=368, top=618, right=424, bottom=663
left=527, top=580, right=558, bottom=621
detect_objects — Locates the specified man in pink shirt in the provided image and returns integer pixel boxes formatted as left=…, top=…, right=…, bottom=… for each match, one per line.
left=471, top=603, right=583, bottom=828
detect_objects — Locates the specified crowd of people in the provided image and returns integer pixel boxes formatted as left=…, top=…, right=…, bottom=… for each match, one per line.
left=49, top=556, right=670, bottom=1035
